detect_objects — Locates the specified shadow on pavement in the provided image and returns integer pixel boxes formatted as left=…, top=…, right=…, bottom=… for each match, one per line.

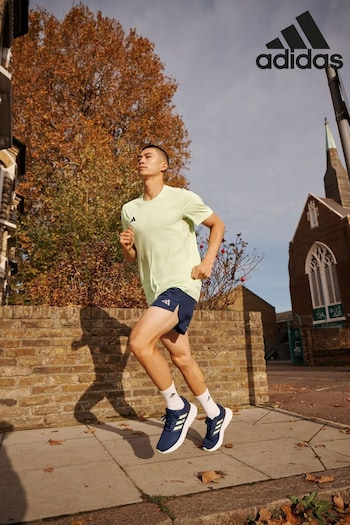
left=0, top=423, right=27, bottom=524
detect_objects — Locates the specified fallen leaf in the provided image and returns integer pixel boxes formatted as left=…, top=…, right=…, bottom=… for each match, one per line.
left=304, top=473, right=335, bottom=484
left=43, top=466, right=54, bottom=473
left=333, top=492, right=345, bottom=511
left=257, top=507, right=272, bottom=522
left=48, top=438, right=65, bottom=446
left=296, top=442, right=309, bottom=448
left=281, top=503, right=297, bottom=525
left=118, top=423, right=133, bottom=431
left=224, top=443, right=234, bottom=448
left=318, top=475, right=335, bottom=484
left=304, top=473, right=319, bottom=482
left=166, top=479, right=185, bottom=483
left=84, top=427, right=96, bottom=434
left=199, top=470, right=226, bottom=484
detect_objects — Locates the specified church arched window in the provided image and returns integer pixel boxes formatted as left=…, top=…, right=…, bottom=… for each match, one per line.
left=305, top=242, right=344, bottom=324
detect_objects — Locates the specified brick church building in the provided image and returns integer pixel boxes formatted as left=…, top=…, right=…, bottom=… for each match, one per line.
left=289, top=119, right=350, bottom=328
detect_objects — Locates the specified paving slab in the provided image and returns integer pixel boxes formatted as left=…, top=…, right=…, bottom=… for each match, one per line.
left=1, top=407, right=350, bottom=525
left=124, top=451, right=269, bottom=497
left=0, top=427, right=142, bottom=524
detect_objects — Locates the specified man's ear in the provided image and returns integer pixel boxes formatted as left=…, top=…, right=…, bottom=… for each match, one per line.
left=160, top=161, right=168, bottom=173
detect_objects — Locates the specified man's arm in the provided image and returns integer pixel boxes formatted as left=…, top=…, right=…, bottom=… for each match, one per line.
left=119, top=226, right=137, bottom=263
left=191, top=212, right=225, bottom=280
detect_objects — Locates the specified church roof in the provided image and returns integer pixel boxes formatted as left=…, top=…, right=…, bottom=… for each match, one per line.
left=319, top=196, right=350, bottom=217
left=290, top=192, right=350, bottom=242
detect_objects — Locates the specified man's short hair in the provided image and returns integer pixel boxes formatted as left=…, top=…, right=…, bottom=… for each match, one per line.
left=141, top=144, right=169, bottom=165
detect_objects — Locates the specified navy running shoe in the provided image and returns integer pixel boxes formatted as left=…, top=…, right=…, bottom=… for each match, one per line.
left=202, top=405, right=233, bottom=452
left=156, top=397, right=198, bottom=454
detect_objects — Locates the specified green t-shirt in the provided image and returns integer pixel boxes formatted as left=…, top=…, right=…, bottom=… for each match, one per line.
left=121, top=185, right=213, bottom=305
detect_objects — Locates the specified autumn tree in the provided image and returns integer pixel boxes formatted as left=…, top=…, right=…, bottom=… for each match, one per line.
left=198, top=232, right=264, bottom=310
left=10, top=3, right=190, bottom=306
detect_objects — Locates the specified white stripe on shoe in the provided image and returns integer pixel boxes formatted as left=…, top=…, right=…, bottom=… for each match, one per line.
left=202, top=407, right=233, bottom=452
left=157, top=403, right=198, bottom=454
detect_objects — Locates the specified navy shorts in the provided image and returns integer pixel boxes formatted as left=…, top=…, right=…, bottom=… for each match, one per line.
left=151, top=287, right=197, bottom=335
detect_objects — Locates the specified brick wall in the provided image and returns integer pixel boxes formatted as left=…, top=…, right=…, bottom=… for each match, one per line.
left=0, top=306, right=268, bottom=430
left=301, top=325, right=350, bottom=365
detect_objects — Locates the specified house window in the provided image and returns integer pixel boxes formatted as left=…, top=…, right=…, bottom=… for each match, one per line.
left=305, top=242, right=344, bottom=324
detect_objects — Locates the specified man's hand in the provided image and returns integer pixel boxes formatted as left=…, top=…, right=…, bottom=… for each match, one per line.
left=192, top=212, right=225, bottom=280
left=191, top=261, right=213, bottom=280
left=119, top=226, right=136, bottom=262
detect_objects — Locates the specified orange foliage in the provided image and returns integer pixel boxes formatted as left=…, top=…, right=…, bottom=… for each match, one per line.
left=10, top=3, right=190, bottom=306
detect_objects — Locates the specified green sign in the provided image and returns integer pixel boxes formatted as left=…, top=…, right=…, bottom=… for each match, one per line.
left=328, top=303, right=343, bottom=319
left=313, top=307, right=327, bottom=321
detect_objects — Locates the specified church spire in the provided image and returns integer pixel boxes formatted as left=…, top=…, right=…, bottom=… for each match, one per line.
left=324, top=118, right=350, bottom=208
left=325, top=118, right=336, bottom=149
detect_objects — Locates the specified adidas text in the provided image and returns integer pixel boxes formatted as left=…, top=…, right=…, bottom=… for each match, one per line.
left=256, top=49, right=343, bottom=70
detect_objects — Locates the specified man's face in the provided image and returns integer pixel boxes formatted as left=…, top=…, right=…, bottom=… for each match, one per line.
left=137, top=148, right=168, bottom=178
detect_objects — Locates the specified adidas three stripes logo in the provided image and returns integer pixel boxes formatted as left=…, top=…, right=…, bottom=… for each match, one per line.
left=256, top=10, right=343, bottom=70
left=173, top=413, right=187, bottom=431
left=266, top=11, right=329, bottom=51
left=212, top=417, right=224, bottom=436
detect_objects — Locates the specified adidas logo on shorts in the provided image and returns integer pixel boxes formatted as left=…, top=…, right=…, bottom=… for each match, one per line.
left=161, top=299, right=171, bottom=306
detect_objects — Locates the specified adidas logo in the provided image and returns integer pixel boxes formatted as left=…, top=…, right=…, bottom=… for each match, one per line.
left=256, top=10, right=343, bottom=70
left=212, top=417, right=224, bottom=436
left=161, top=299, right=171, bottom=306
left=173, top=413, right=187, bottom=431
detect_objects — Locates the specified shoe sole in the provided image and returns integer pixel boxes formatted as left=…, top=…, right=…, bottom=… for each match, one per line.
left=157, top=403, right=198, bottom=454
left=202, top=407, right=233, bottom=452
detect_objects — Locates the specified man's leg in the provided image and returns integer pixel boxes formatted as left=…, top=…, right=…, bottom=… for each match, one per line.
left=161, top=329, right=233, bottom=452
left=160, top=329, right=206, bottom=396
left=128, top=306, right=197, bottom=454
left=129, top=304, right=232, bottom=452
left=128, top=306, right=180, bottom=390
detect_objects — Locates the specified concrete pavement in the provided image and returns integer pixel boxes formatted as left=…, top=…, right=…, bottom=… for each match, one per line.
left=1, top=406, right=350, bottom=524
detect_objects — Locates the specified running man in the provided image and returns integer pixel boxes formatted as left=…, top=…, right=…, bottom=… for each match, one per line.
left=120, top=144, right=232, bottom=453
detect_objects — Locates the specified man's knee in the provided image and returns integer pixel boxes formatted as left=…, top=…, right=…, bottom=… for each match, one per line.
left=128, top=329, right=155, bottom=360
left=171, top=352, right=194, bottom=371
left=128, top=330, right=143, bottom=357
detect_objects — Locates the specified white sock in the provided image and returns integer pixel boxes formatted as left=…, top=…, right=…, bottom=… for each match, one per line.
left=196, top=389, right=220, bottom=419
left=159, top=382, right=184, bottom=411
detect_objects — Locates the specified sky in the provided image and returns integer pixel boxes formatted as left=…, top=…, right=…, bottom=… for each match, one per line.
left=33, top=0, right=350, bottom=313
